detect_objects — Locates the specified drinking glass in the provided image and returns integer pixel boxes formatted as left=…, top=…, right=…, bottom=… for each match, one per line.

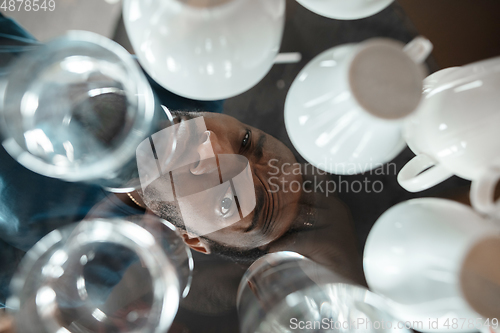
left=6, top=215, right=193, bottom=333
left=237, top=251, right=408, bottom=333
left=0, top=31, right=176, bottom=192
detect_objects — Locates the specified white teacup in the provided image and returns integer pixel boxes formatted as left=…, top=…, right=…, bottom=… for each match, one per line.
left=285, top=37, right=432, bottom=175
left=123, top=0, right=286, bottom=101
left=364, top=198, right=500, bottom=332
left=296, top=0, right=394, bottom=20
left=398, top=57, right=500, bottom=192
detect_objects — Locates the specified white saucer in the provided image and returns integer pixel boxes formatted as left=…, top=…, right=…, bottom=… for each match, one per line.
left=284, top=44, right=406, bottom=175
left=296, top=0, right=393, bottom=20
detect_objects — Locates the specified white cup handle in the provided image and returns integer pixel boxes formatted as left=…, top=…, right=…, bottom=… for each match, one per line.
left=470, top=164, right=500, bottom=218
left=403, top=36, right=433, bottom=64
left=398, top=154, right=453, bottom=192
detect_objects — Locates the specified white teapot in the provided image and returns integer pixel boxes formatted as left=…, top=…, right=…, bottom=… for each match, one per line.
left=398, top=57, right=500, bottom=192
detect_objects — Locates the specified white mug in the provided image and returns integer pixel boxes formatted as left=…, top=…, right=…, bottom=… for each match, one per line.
left=398, top=57, right=500, bottom=192
left=123, top=0, right=285, bottom=101
left=296, top=0, right=394, bottom=20
left=285, top=37, right=432, bottom=175
left=364, top=198, right=500, bottom=332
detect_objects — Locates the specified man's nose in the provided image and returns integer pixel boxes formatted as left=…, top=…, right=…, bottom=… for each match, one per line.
left=190, top=130, right=222, bottom=175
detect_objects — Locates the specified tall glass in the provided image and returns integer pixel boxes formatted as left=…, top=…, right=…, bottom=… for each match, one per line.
left=0, top=31, right=176, bottom=192
left=6, top=216, right=192, bottom=333
left=237, top=252, right=408, bottom=333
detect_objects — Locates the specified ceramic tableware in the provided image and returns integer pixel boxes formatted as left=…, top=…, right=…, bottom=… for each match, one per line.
left=296, top=0, right=394, bottom=20
left=364, top=198, right=500, bottom=332
left=399, top=57, right=500, bottom=192
left=122, top=0, right=286, bottom=100
left=285, top=37, right=432, bottom=175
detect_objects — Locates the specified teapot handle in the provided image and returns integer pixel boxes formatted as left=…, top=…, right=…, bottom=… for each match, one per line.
left=470, top=163, right=500, bottom=219
left=398, top=154, right=453, bottom=192
left=403, top=36, right=433, bottom=64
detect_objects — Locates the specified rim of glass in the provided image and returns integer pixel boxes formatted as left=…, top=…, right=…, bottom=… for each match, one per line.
left=102, top=105, right=178, bottom=193
left=236, top=251, right=305, bottom=307
left=120, top=214, right=194, bottom=298
left=161, top=217, right=194, bottom=298
left=0, top=30, right=156, bottom=183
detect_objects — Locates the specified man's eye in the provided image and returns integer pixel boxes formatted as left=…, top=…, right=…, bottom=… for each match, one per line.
left=221, top=197, right=232, bottom=215
left=241, top=130, right=251, bottom=148
left=220, top=185, right=235, bottom=216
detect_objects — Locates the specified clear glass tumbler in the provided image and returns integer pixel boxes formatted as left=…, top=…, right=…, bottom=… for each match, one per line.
left=0, top=31, right=175, bottom=192
left=237, top=251, right=408, bottom=333
left=6, top=216, right=192, bottom=333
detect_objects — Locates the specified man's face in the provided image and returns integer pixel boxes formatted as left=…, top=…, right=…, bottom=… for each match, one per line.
left=139, top=112, right=302, bottom=250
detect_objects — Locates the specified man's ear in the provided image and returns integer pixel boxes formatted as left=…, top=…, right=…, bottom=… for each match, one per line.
left=179, top=231, right=211, bottom=254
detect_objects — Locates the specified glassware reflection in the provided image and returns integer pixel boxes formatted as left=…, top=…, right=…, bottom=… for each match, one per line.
left=0, top=31, right=176, bottom=192
left=237, top=252, right=406, bottom=333
left=6, top=216, right=192, bottom=333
